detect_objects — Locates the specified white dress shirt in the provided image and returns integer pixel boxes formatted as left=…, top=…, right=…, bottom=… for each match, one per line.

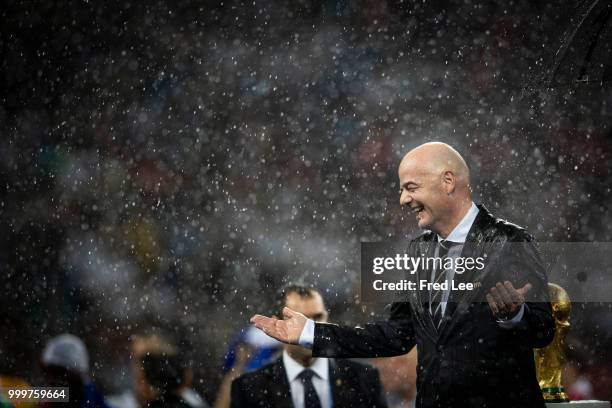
left=282, top=350, right=333, bottom=408
left=299, top=202, right=523, bottom=348
left=438, top=201, right=479, bottom=243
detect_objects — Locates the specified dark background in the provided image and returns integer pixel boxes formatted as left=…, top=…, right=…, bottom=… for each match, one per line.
left=2, top=0, right=612, bottom=402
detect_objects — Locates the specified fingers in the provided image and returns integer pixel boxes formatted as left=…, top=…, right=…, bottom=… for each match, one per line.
left=495, top=282, right=513, bottom=307
left=487, top=281, right=532, bottom=318
left=250, top=314, right=277, bottom=333
left=504, top=281, right=522, bottom=305
left=486, top=293, right=499, bottom=315
left=250, top=314, right=290, bottom=344
left=517, top=282, right=533, bottom=296
left=249, top=314, right=263, bottom=325
left=489, top=286, right=507, bottom=315
left=502, top=281, right=533, bottom=304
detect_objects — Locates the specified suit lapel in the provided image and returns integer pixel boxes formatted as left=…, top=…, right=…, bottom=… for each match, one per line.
left=409, top=234, right=439, bottom=343
left=272, top=360, right=295, bottom=408
left=329, top=359, right=352, bottom=407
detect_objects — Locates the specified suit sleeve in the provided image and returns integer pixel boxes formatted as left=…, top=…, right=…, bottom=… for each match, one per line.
left=312, top=301, right=416, bottom=358
left=502, top=234, right=556, bottom=348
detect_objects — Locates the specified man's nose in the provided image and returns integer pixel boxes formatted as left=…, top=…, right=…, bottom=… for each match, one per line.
left=400, top=191, right=411, bottom=206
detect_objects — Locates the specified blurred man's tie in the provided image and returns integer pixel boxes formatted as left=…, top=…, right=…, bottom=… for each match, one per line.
left=298, top=369, right=322, bottom=408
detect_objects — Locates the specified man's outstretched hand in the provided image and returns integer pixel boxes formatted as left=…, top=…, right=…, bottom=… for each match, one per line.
left=250, top=307, right=308, bottom=344
left=486, top=281, right=532, bottom=319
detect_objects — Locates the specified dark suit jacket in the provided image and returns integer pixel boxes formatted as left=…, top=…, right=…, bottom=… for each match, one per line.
left=230, top=357, right=387, bottom=408
left=313, top=204, right=555, bottom=408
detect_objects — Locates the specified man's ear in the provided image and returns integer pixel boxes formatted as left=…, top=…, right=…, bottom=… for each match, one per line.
left=442, top=170, right=456, bottom=194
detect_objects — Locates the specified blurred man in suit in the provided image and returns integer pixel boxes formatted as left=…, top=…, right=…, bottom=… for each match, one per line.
left=250, top=142, right=555, bottom=408
left=106, top=334, right=208, bottom=408
left=232, top=285, right=387, bottom=408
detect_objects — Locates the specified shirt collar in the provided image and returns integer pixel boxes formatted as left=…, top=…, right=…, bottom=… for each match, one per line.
left=282, top=350, right=329, bottom=382
left=437, top=202, right=479, bottom=243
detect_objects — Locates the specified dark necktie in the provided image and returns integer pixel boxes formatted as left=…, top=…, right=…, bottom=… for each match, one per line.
left=430, top=240, right=460, bottom=328
left=298, top=369, right=322, bottom=408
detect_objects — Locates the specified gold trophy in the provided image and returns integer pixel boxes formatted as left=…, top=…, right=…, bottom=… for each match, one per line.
left=534, top=283, right=571, bottom=403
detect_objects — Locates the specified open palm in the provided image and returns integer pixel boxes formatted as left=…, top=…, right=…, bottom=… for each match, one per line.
left=250, top=307, right=307, bottom=344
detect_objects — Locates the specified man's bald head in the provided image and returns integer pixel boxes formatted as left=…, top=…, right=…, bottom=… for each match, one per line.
left=399, top=142, right=471, bottom=192
left=398, top=142, right=473, bottom=237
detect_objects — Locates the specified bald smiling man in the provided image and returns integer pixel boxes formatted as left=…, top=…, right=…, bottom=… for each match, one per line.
left=251, top=142, right=555, bottom=408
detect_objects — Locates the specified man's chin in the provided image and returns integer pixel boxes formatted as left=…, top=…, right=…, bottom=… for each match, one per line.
left=417, top=216, right=429, bottom=229
left=287, top=345, right=313, bottom=360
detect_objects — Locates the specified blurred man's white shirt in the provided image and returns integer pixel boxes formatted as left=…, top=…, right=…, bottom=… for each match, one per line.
left=282, top=350, right=332, bottom=408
